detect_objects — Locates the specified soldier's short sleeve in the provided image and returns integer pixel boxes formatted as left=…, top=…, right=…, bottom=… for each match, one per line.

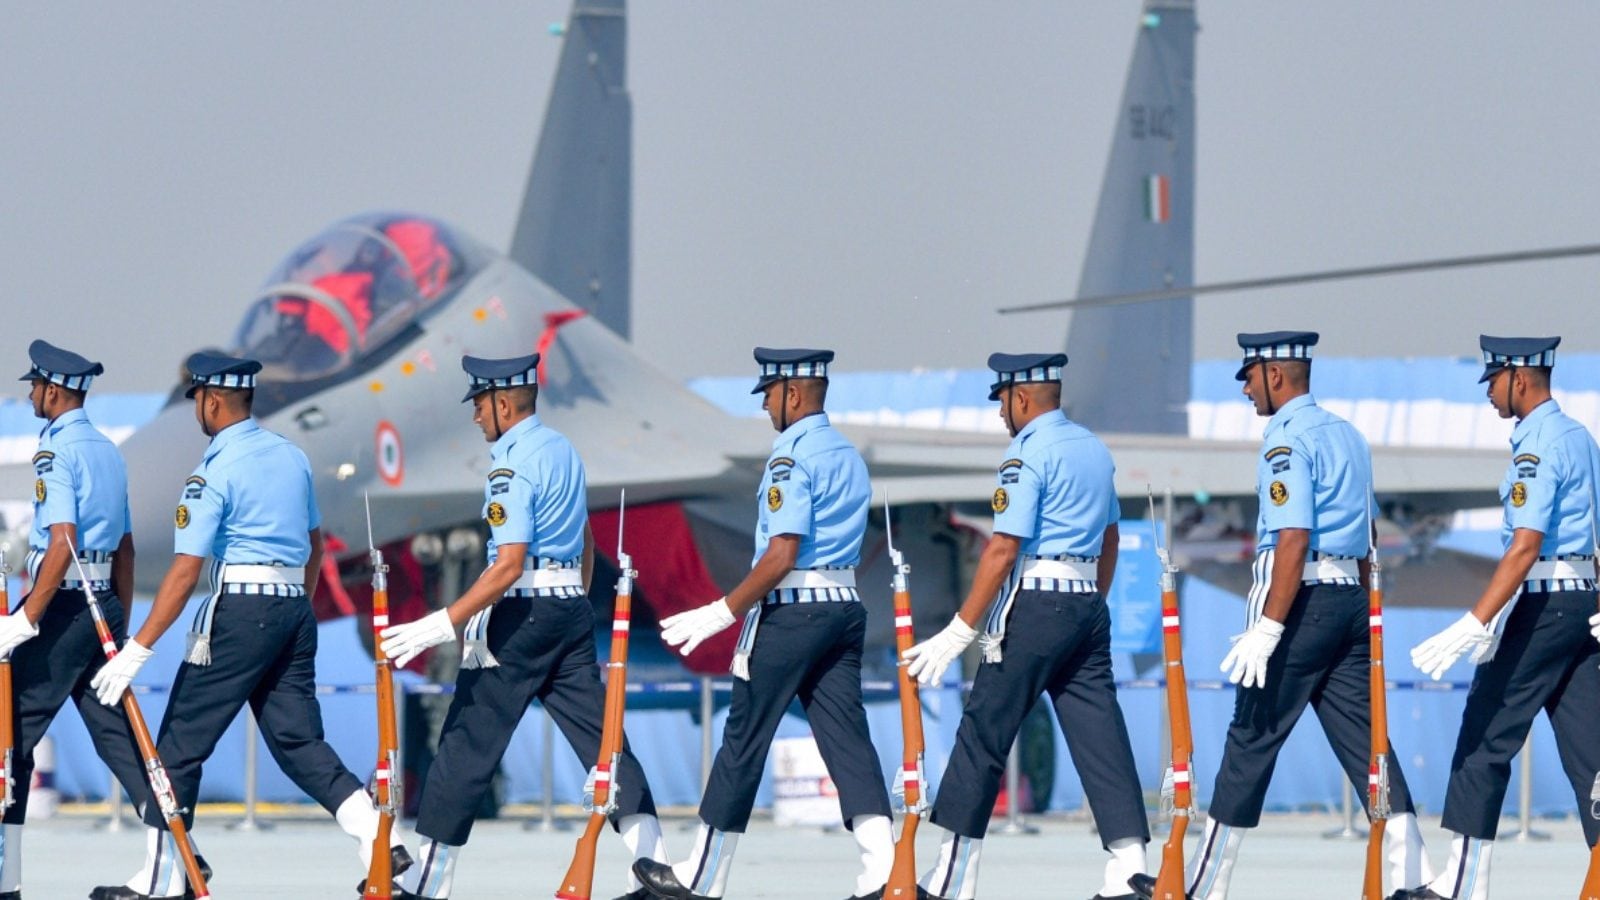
left=992, top=457, right=1040, bottom=539
left=33, top=449, right=77, bottom=529
left=173, top=471, right=225, bottom=557
left=1506, top=445, right=1557, bottom=534
left=1258, top=436, right=1313, bottom=533
left=304, top=465, right=322, bottom=531
left=484, top=466, right=535, bottom=546
left=764, top=458, right=813, bottom=538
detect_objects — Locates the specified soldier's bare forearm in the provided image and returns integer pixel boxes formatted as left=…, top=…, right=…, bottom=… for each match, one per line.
left=956, top=533, right=1020, bottom=628
left=1470, top=528, right=1542, bottom=624
left=1261, top=528, right=1309, bottom=623
left=725, top=535, right=799, bottom=617
left=133, top=554, right=206, bottom=647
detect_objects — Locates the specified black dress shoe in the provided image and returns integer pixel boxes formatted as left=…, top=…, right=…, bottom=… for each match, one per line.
left=632, top=859, right=716, bottom=900
left=1126, top=873, right=1189, bottom=900
left=849, top=887, right=885, bottom=900
left=1092, top=894, right=1137, bottom=900
left=915, top=888, right=947, bottom=900
left=1390, top=890, right=1447, bottom=900
left=86, top=888, right=183, bottom=900
left=354, top=845, right=419, bottom=894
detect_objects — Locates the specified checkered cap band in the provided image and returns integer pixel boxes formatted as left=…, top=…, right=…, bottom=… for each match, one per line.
left=1483, top=348, right=1556, bottom=369
left=1242, top=343, right=1314, bottom=364
left=192, top=372, right=256, bottom=391
left=29, top=367, right=94, bottom=392
left=759, top=361, right=828, bottom=380
left=469, top=370, right=536, bottom=392
left=995, top=364, right=1062, bottom=388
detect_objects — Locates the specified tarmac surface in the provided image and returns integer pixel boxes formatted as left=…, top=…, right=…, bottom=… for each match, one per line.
left=19, top=807, right=1590, bottom=898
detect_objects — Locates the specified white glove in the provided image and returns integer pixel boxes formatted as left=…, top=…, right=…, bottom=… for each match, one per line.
left=1221, top=617, right=1285, bottom=689
left=902, top=617, right=977, bottom=687
left=381, top=609, right=456, bottom=669
left=1411, top=612, right=1496, bottom=680
left=1589, top=611, right=1600, bottom=648
left=91, top=640, right=154, bottom=707
left=0, top=614, right=39, bottom=660
left=659, top=599, right=737, bottom=656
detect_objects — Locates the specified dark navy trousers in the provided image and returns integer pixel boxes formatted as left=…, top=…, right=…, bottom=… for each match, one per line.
left=699, top=601, right=891, bottom=832
left=5, top=588, right=149, bottom=824
left=1441, top=589, right=1600, bottom=845
left=415, top=594, right=657, bottom=846
left=144, top=591, right=362, bottom=829
left=929, top=589, right=1147, bottom=844
left=1209, top=583, right=1417, bottom=827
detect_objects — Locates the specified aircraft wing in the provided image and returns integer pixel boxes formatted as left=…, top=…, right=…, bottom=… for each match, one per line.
left=827, top=423, right=1503, bottom=513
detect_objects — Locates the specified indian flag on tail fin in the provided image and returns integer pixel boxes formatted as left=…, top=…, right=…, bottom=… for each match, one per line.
left=1143, top=174, right=1170, bottom=223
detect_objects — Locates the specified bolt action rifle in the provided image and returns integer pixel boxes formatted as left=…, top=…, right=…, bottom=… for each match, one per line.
left=364, top=495, right=403, bottom=898
left=1149, top=491, right=1194, bottom=900
left=557, top=491, right=635, bottom=900
left=1364, top=540, right=1391, bottom=900
left=0, top=544, right=14, bottom=816
left=885, top=498, right=929, bottom=900
left=67, top=536, right=211, bottom=899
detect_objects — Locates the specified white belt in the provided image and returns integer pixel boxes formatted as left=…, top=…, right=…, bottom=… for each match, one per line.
left=509, top=569, right=585, bottom=591
left=1302, top=557, right=1359, bottom=582
left=774, top=569, right=857, bottom=591
left=221, top=564, right=306, bottom=586
left=1526, top=559, right=1597, bottom=583
left=1019, top=558, right=1098, bottom=583
left=67, top=562, right=112, bottom=583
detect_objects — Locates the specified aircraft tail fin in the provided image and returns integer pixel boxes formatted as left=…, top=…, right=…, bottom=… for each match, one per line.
left=509, top=0, right=632, bottom=339
left=1062, top=1, right=1196, bottom=434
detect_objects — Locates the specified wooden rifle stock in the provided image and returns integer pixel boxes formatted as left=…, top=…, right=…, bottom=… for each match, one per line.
left=0, top=546, right=14, bottom=816
left=66, top=539, right=210, bottom=899
left=364, top=517, right=401, bottom=898
left=885, top=514, right=926, bottom=900
left=1149, top=494, right=1193, bottom=900
left=1364, top=551, right=1391, bottom=900
left=1582, top=589, right=1600, bottom=899
left=558, top=496, right=634, bottom=900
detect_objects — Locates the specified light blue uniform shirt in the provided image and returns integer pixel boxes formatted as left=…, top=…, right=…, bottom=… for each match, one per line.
left=991, top=409, right=1118, bottom=558
left=1500, top=399, right=1600, bottom=556
left=482, top=414, right=588, bottom=565
left=30, top=408, right=130, bottom=554
left=173, top=419, right=319, bottom=564
left=1254, top=393, right=1373, bottom=557
left=754, top=413, right=869, bottom=568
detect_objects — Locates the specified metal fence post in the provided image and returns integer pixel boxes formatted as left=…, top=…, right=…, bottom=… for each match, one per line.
left=526, top=705, right=567, bottom=832
left=1322, top=781, right=1366, bottom=840
left=229, top=712, right=273, bottom=831
left=98, top=770, right=129, bottom=832
left=700, top=676, right=714, bottom=792
left=1504, top=733, right=1550, bottom=842
left=995, top=741, right=1039, bottom=835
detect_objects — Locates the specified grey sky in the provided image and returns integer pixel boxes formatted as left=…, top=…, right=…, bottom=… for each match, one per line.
left=3, top=1, right=1597, bottom=393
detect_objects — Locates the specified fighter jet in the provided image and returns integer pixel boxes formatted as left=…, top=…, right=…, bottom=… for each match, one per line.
left=0, top=0, right=1509, bottom=651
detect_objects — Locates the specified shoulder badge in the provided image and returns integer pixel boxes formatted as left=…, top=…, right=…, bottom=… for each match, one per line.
left=488, top=468, right=516, bottom=481
left=998, top=458, right=1024, bottom=485
left=34, top=478, right=46, bottom=503
left=486, top=502, right=508, bottom=527
left=1268, top=481, right=1289, bottom=506
left=766, top=485, right=783, bottom=512
left=1513, top=453, right=1540, bottom=478
left=184, top=475, right=207, bottom=500
left=1510, top=482, right=1527, bottom=508
left=991, top=487, right=1009, bottom=513
left=768, top=457, right=796, bottom=470
left=175, top=504, right=190, bottom=529
left=31, top=450, right=54, bottom=474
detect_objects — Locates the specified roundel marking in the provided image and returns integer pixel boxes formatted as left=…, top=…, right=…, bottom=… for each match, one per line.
left=375, top=420, right=405, bottom=487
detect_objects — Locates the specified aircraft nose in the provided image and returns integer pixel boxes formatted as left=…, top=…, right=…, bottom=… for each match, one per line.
left=123, top=400, right=210, bottom=590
